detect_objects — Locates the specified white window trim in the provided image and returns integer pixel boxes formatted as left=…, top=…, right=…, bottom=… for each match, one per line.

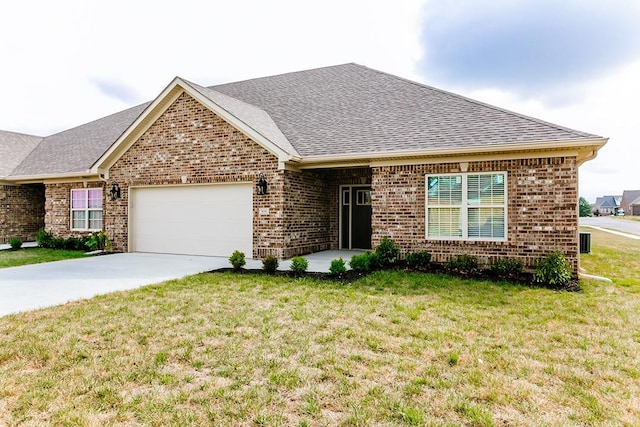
left=425, top=172, right=508, bottom=242
left=70, top=188, right=103, bottom=231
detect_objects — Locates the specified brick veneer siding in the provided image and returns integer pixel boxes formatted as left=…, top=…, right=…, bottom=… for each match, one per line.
left=106, top=92, right=283, bottom=257
left=0, top=184, right=45, bottom=243
left=282, top=169, right=331, bottom=258
left=44, top=182, right=105, bottom=238
left=371, top=157, right=580, bottom=273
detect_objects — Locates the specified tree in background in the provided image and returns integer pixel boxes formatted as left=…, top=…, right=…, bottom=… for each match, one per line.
left=579, top=197, right=592, bottom=217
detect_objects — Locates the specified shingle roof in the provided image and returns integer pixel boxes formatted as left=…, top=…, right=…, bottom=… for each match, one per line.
left=10, top=103, right=149, bottom=176
left=6, top=63, right=603, bottom=177
left=212, top=63, right=601, bottom=157
left=0, top=130, right=42, bottom=177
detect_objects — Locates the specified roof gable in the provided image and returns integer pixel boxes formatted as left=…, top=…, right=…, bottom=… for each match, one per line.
left=94, top=77, right=297, bottom=173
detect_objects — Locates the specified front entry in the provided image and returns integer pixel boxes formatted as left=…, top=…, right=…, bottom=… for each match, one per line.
left=340, top=186, right=372, bottom=249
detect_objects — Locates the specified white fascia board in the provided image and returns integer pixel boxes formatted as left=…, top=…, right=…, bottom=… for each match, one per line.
left=4, top=171, right=98, bottom=184
left=294, top=137, right=608, bottom=169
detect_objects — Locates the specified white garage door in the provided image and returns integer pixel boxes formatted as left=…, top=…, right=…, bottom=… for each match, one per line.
left=130, top=184, right=252, bottom=257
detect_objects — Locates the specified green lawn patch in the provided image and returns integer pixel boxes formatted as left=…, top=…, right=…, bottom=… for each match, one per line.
left=0, top=248, right=88, bottom=269
left=0, top=233, right=638, bottom=425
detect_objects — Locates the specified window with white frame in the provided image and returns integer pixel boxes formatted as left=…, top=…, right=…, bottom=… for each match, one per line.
left=426, top=172, right=506, bottom=240
left=71, top=188, right=103, bottom=231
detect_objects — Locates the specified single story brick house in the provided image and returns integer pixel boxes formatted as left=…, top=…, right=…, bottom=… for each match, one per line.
left=0, top=64, right=607, bottom=272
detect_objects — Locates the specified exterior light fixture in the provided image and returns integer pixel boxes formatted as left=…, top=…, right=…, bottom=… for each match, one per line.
left=109, top=182, right=121, bottom=201
left=256, top=173, right=268, bottom=195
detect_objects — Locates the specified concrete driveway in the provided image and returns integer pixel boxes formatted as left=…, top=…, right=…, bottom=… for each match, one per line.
left=0, top=253, right=232, bottom=317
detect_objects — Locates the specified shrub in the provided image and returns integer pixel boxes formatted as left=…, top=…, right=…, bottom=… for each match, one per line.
left=349, top=252, right=372, bottom=272
left=86, top=231, right=109, bottom=251
left=36, top=229, right=55, bottom=248
left=289, top=256, right=308, bottom=275
left=446, top=254, right=479, bottom=273
left=229, top=250, right=246, bottom=271
left=329, top=258, right=347, bottom=276
left=374, top=236, right=399, bottom=268
left=405, top=250, right=431, bottom=270
left=533, top=250, right=573, bottom=286
left=262, top=255, right=279, bottom=274
left=9, top=238, right=22, bottom=250
left=490, top=257, right=523, bottom=277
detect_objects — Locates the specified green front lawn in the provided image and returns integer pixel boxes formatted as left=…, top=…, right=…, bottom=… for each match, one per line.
left=0, top=232, right=638, bottom=425
left=0, top=248, right=89, bottom=269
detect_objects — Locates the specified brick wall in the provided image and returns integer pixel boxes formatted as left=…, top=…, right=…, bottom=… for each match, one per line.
left=44, top=182, right=105, bottom=238
left=0, top=184, right=45, bottom=243
left=282, top=169, right=331, bottom=258
left=372, top=157, right=580, bottom=272
left=107, top=92, right=283, bottom=257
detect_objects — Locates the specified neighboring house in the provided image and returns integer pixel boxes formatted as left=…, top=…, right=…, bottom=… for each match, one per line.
left=0, top=64, right=607, bottom=273
left=593, top=195, right=622, bottom=216
left=620, top=190, right=640, bottom=216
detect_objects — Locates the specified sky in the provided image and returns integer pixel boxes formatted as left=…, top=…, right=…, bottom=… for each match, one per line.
left=1, top=0, right=638, bottom=203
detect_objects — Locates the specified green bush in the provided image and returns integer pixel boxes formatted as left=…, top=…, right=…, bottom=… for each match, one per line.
left=490, top=257, right=523, bottom=276
left=262, top=255, right=279, bottom=274
left=329, top=258, right=347, bottom=275
left=289, top=256, right=308, bottom=275
left=374, top=236, right=399, bottom=268
left=86, top=231, right=109, bottom=251
left=229, top=250, right=246, bottom=271
left=8, top=238, right=22, bottom=250
left=405, top=250, right=431, bottom=270
left=36, top=229, right=55, bottom=248
left=349, top=252, right=373, bottom=272
left=533, top=250, right=573, bottom=286
left=446, top=254, right=479, bottom=273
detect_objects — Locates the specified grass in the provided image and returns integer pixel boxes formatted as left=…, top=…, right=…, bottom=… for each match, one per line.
left=0, top=248, right=89, bottom=269
left=0, top=231, right=638, bottom=426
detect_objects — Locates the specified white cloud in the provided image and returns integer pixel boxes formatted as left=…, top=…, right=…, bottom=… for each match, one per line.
left=0, top=0, right=425, bottom=135
left=456, top=59, right=640, bottom=202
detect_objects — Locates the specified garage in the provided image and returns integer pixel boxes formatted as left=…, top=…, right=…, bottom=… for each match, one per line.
left=130, top=183, right=253, bottom=257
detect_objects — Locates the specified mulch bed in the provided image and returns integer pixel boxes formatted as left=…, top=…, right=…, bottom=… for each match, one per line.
left=210, top=264, right=581, bottom=292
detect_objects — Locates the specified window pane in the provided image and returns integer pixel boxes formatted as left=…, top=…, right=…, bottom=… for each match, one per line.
left=468, top=174, right=505, bottom=205
left=72, top=211, right=86, bottom=229
left=427, top=175, right=462, bottom=206
left=428, top=208, right=462, bottom=237
left=88, top=189, right=103, bottom=208
left=468, top=207, right=504, bottom=238
left=88, top=211, right=103, bottom=230
left=71, top=190, right=87, bottom=209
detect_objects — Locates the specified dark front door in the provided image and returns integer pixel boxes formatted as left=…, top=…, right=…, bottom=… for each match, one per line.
left=341, top=186, right=372, bottom=249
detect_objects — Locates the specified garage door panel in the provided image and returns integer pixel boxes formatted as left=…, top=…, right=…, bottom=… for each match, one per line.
left=131, top=184, right=252, bottom=257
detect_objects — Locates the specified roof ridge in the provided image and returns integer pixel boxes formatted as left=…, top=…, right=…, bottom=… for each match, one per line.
left=357, top=64, right=599, bottom=140
left=209, top=63, right=357, bottom=89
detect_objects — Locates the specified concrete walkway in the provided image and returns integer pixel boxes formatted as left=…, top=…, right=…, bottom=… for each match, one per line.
left=0, top=250, right=364, bottom=317
left=0, top=241, right=38, bottom=250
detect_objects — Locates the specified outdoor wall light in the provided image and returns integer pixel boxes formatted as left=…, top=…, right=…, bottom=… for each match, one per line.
left=109, top=182, right=122, bottom=201
left=256, top=173, right=268, bottom=195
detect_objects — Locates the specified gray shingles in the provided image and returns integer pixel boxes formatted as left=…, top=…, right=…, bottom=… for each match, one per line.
left=0, top=130, right=42, bottom=177
left=10, top=103, right=149, bottom=177
left=213, top=63, right=600, bottom=157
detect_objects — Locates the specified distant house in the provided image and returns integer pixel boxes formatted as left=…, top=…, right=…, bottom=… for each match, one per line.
left=620, top=190, right=640, bottom=216
left=593, top=195, right=621, bottom=216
